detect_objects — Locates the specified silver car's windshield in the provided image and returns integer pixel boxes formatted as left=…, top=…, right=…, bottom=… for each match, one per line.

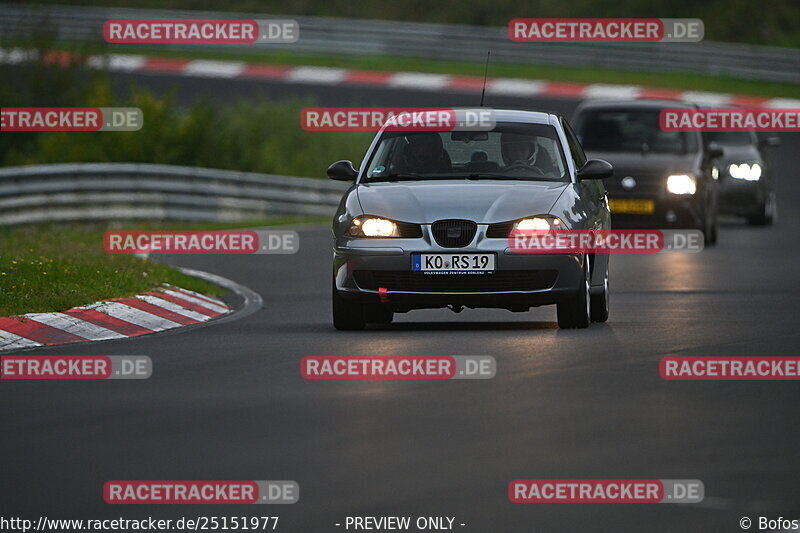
left=362, top=123, right=569, bottom=182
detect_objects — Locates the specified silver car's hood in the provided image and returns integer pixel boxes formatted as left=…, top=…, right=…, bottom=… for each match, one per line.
left=356, top=180, right=568, bottom=224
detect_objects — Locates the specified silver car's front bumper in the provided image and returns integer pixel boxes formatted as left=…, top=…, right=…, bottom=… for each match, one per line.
left=333, top=225, right=585, bottom=312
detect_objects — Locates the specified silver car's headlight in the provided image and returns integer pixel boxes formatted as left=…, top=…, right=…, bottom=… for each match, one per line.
left=347, top=216, right=400, bottom=237
left=513, top=215, right=563, bottom=231
left=666, top=174, right=697, bottom=195
left=728, top=163, right=762, bottom=181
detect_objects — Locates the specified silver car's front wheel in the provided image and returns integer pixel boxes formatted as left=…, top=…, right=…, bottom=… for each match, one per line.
left=556, top=255, right=591, bottom=329
left=332, top=280, right=366, bottom=331
left=590, top=264, right=610, bottom=323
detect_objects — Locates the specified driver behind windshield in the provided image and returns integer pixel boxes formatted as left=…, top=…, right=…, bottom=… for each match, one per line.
left=500, top=132, right=558, bottom=175
left=501, top=132, right=537, bottom=166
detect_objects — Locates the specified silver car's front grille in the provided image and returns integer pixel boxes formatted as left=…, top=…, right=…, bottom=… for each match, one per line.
left=431, top=219, right=477, bottom=248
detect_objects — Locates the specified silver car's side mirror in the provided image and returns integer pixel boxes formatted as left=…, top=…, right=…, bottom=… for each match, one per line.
left=577, top=159, right=614, bottom=181
left=327, top=160, right=358, bottom=181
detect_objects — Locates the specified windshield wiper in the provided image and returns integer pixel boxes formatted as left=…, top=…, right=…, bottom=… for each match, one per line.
left=368, top=172, right=423, bottom=182
left=454, top=173, right=553, bottom=181
left=464, top=173, right=520, bottom=180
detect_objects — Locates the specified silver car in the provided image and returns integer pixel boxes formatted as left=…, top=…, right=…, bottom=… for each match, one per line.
left=328, top=109, right=613, bottom=330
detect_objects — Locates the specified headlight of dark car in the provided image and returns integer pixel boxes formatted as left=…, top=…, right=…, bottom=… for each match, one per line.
left=728, top=163, right=762, bottom=181
left=666, top=174, right=697, bottom=195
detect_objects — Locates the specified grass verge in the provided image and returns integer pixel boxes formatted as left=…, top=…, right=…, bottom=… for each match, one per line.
left=0, top=218, right=324, bottom=317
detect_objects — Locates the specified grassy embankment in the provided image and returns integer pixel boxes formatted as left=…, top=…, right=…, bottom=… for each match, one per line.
left=0, top=219, right=323, bottom=317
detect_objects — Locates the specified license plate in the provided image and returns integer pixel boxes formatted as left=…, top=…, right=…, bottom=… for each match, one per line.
left=412, top=253, right=495, bottom=272
left=609, top=198, right=655, bottom=214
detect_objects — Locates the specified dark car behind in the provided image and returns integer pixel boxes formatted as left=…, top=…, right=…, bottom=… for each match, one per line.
left=572, top=100, right=722, bottom=244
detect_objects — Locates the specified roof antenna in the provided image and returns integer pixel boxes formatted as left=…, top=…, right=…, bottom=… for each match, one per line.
left=479, top=51, right=491, bottom=107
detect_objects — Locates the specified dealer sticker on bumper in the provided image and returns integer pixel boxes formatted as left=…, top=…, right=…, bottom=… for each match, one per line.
left=412, top=253, right=495, bottom=272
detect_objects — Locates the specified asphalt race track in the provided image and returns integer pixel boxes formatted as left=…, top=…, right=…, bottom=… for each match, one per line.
left=2, top=71, right=800, bottom=532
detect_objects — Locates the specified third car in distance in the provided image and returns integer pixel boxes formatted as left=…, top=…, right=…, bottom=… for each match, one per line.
left=708, top=130, right=780, bottom=226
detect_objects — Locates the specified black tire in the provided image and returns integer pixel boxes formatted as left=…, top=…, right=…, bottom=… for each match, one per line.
left=332, top=281, right=366, bottom=330
left=590, top=265, right=609, bottom=323
left=365, top=305, right=393, bottom=325
left=557, top=255, right=591, bottom=329
left=748, top=193, right=775, bottom=226
left=703, top=202, right=719, bottom=246
left=709, top=213, right=719, bottom=245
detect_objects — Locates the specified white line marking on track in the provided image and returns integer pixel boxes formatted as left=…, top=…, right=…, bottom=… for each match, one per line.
left=584, top=84, right=642, bottom=99
left=159, top=290, right=229, bottom=314
left=0, top=330, right=42, bottom=351
left=680, top=91, right=733, bottom=106
left=166, top=286, right=227, bottom=307
left=184, top=60, right=246, bottom=78
left=765, top=98, right=800, bottom=108
left=286, top=66, right=348, bottom=84
left=487, top=79, right=546, bottom=96
left=135, top=295, right=212, bottom=322
left=387, top=72, right=451, bottom=90
left=85, top=301, right=181, bottom=331
left=0, top=48, right=36, bottom=65
left=87, top=54, right=147, bottom=72
left=22, top=313, right=126, bottom=341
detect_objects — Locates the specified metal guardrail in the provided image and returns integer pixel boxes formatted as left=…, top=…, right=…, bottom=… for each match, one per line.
left=0, top=3, right=798, bottom=84
left=0, top=163, right=348, bottom=225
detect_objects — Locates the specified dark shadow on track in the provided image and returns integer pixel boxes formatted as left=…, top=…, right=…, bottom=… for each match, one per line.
left=369, top=320, right=559, bottom=331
